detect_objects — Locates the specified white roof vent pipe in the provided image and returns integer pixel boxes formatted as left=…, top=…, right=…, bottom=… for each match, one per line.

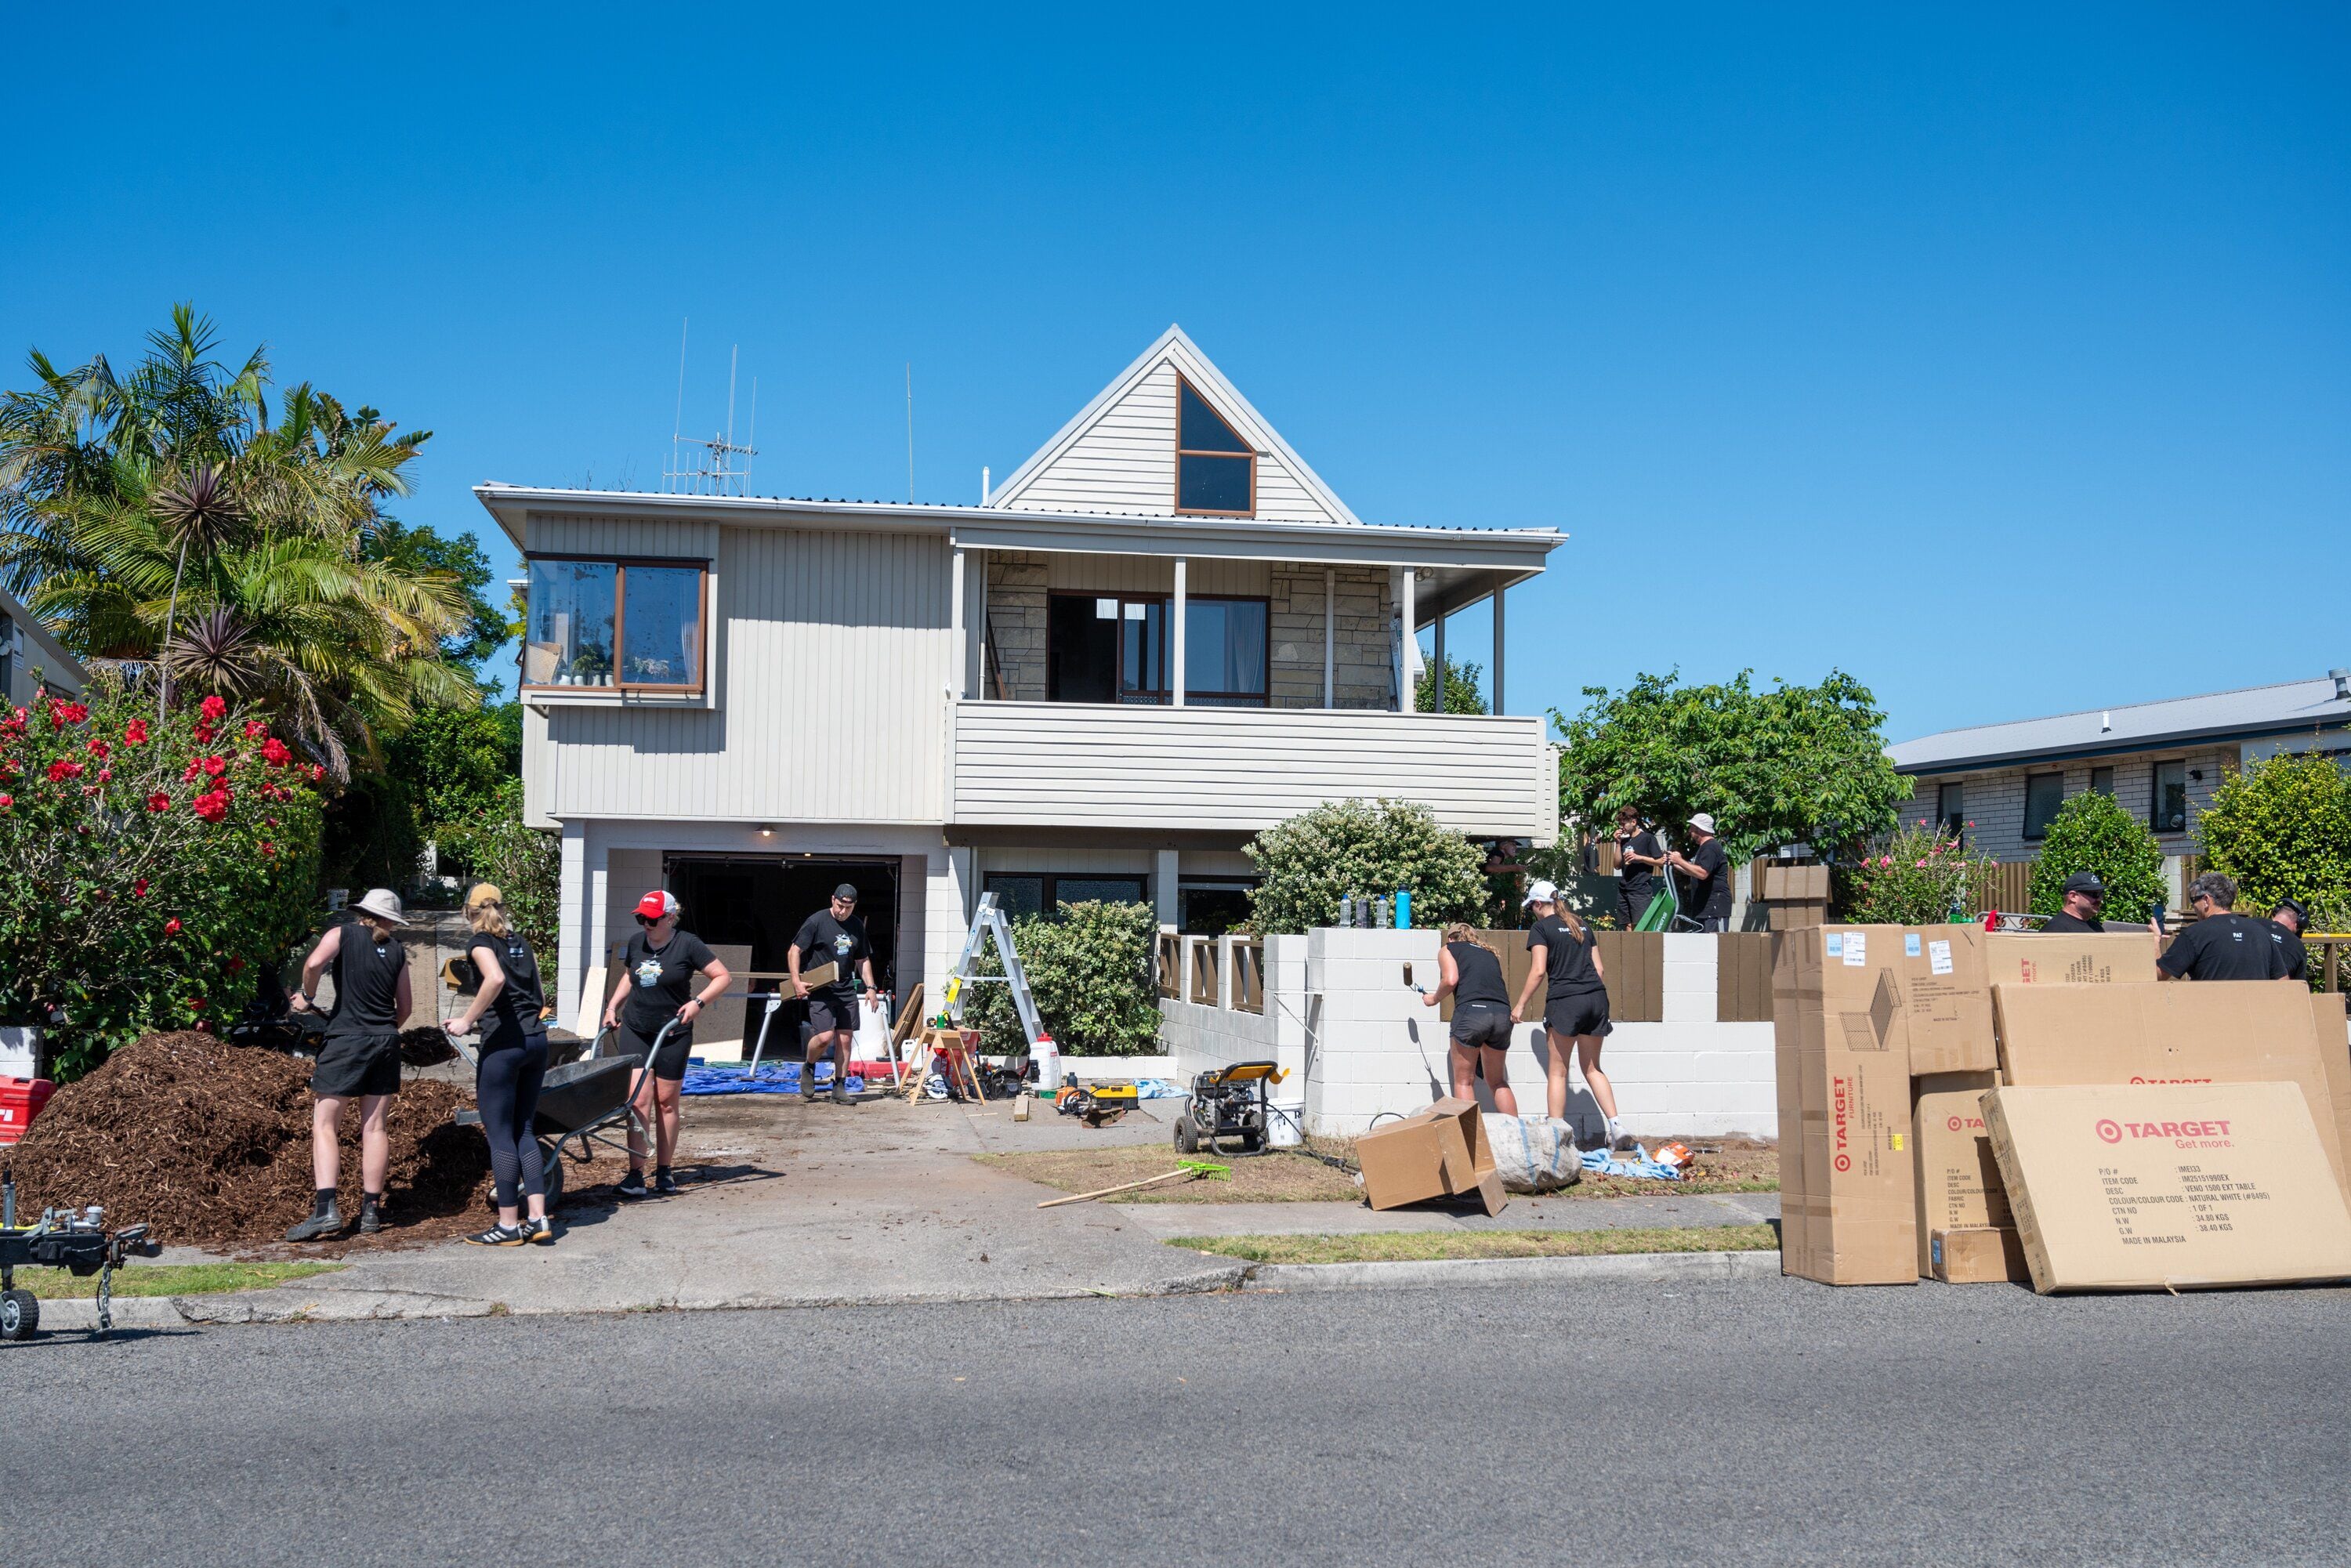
left=981, top=465, right=991, bottom=505
left=2101, top=712, right=2111, bottom=733
left=2332, top=668, right=2349, bottom=701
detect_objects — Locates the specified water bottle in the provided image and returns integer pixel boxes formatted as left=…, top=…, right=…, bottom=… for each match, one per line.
left=1375, top=896, right=1393, bottom=929
left=1338, top=894, right=1354, bottom=929
left=1394, top=889, right=1412, bottom=929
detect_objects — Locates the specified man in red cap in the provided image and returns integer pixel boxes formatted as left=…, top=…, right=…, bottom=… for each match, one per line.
left=602, top=889, right=730, bottom=1197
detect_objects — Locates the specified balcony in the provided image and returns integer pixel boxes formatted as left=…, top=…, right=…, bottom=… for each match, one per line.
left=945, top=700, right=1558, bottom=840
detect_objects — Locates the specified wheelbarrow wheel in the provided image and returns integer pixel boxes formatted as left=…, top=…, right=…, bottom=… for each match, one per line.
left=1175, top=1114, right=1198, bottom=1153
left=538, top=1140, right=566, bottom=1211
left=2, top=1288, right=38, bottom=1342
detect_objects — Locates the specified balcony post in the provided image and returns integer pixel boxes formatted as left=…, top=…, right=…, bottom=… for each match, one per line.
left=1492, top=576, right=1506, bottom=715
left=1430, top=587, right=1447, bottom=714
left=1171, top=556, right=1187, bottom=707
left=951, top=546, right=967, bottom=698
left=1323, top=567, right=1335, bottom=708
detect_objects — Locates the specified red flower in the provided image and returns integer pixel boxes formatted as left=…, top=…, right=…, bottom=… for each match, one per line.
left=200, top=755, right=227, bottom=778
left=46, top=759, right=84, bottom=782
left=86, top=737, right=110, bottom=760
left=227, top=957, right=246, bottom=974
left=201, top=694, right=227, bottom=721
left=47, top=698, right=89, bottom=730
left=261, top=737, right=292, bottom=767
left=261, top=841, right=277, bottom=856
left=186, top=997, right=205, bottom=1012
left=0, top=794, right=11, bottom=810
left=192, top=721, right=216, bottom=744
left=181, top=759, right=200, bottom=782
left=192, top=790, right=230, bottom=824
left=308, top=763, right=326, bottom=783
left=124, top=719, right=149, bottom=745
left=133, top=878, right=150, bottom=897
left=146, top=791, right=172, bottom=813
left=165, top=918, right=183, bottom=935
left=242, top=719, right=266, bottom=739
left=96, top=767, right=112, bottom=782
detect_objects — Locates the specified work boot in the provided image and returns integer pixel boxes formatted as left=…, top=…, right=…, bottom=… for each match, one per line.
left=285, top=1204, right=343, bottom=1242
left=830, top=1079, right=853, bottom=1106
left=359, top=1197, right=383, bottom=1234
left=799, top=1073, right=818, bottom=1103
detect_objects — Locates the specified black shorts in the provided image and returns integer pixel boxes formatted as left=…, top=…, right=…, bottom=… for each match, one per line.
left=311, top=1030, right=400, bottom=1099
left=618, top=1016, right=694, bottom=1081
left=1450, top=1001, right=1515, bottom=1050
left=1543, top=991, right=1612, bottom=1039
left=807, top=989, right=861, bottom=1037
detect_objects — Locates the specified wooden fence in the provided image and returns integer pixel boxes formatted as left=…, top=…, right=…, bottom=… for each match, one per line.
left=1715, top=932, right=1776, bottom=1022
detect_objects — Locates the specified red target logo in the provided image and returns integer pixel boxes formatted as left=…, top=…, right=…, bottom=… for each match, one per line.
left=1833, top=1153, right=1852, bottom=1172
left=1947, top=1115, right=1963, bottom=1132
left=2096, top=1119, right=2123, bottom=1144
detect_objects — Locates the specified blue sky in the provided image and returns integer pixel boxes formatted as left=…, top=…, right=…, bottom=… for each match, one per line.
left=6, top=5, right=2346, bottom=739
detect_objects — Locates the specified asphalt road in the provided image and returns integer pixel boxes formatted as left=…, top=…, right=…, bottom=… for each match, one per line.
left=6, top=1277, right=2347, bottom=1566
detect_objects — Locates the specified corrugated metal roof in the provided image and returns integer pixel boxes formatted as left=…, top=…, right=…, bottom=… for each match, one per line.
left=1890, top=673, right=2351, bottom=773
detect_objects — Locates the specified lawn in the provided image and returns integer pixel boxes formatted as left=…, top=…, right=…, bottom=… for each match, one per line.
left=1173, top=1224, right=1780, bottom=1265
left=5, top=1261, right=345, bottom=1298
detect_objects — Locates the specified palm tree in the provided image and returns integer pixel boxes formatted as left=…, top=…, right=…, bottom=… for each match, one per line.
left=0, top=306, right=474, bottom=773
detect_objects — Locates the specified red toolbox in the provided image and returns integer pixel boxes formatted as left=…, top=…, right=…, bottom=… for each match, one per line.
left=0, top=1077, right=55, bottom=1146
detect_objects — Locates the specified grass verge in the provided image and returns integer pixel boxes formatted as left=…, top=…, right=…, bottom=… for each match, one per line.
left=1172, top=1224, right=1778, bottom=1266
left=4, top=1262, right=346, bottom=1298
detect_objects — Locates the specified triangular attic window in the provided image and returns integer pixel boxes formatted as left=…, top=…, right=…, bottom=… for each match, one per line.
left=1176, top=376, right=1255, bottom=515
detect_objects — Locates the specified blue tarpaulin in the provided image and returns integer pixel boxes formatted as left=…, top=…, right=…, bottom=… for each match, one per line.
left=1577, top=1144, right=1685, bottom=1181
left=679, top=1062, right=876, bottom=1097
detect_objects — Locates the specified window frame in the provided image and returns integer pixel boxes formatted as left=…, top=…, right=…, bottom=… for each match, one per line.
left=520, top=553, right=710, bottom=695
left=2020, top=772, right=2065, bottom=841
left=1044, top=591, right=1272, bottom=706
left=1936, top=782, right=1965, bottom=839
left=984, top=871, right=1151, bottom=920
left=1172, top=373, right=1258, bottom=518
left=2150, top=759, right=2190, bottom=835
left=2088, top=766, right=2115, bottom=797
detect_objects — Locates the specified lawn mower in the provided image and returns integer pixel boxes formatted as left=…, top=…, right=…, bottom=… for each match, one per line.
left=1, top=1161, right=161, bottom=1341
left=1174, top=1061, right=1287, bottom=1155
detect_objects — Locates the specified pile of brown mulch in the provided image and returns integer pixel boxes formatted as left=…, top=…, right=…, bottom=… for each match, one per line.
left=398, top=1025, right=458, bottom=1066
left=7, top=1031, right=496, bottom=1248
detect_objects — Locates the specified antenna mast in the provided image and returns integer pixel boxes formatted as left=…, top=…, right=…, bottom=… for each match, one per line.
left=664, top=326, right=759, bottom=496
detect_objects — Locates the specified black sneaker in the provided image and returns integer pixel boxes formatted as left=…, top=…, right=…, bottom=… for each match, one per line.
left=465, top=1223, right=527, bottom=1247
left=284, top=1206, right=342, bottom=1242
left=616, top=1168, right=649, bottom=1199
left=522, top=1216, right=555, bottom=1245
left=652, top=1167, right=679, bottom=1196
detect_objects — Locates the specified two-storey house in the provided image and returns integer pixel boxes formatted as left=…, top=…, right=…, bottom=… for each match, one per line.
left=479, top=327, right=1563, bottom=1034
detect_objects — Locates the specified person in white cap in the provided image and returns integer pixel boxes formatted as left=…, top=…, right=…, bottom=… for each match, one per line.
left=1510, top=880, right=1630, bottom=1150
left=285, top=888, right=413, bottom=1240
left=1665, top=813, right=1733, bottom=932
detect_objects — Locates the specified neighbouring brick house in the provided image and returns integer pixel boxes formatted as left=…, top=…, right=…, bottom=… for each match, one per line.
left=1889, top=669, right=2351, bottom=864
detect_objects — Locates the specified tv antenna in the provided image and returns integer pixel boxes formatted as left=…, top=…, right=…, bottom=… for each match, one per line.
left=663, top=319, right=759, bottom=496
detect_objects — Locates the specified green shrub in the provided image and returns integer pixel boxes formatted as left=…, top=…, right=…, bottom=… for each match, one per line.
left=1244, top=798, right=1487, bottom=935
left=961, top=900, right=1161, bottom=1056
left=1838, top=824, right=1999, bottom=925
left=2199, top=751, right=2351, bottom=922
left=434, top=778, right=560, bottom=951
left=0, top=676, right=325, bottom=1078
left=2027, top=791, right=2167, bottom=922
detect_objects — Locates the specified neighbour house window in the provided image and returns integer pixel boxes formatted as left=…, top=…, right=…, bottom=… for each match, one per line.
left=985, top=873, right=1150, bottom=919
left=2022, top=773, right=2065, bottom=840
left=1936, top=783, right=1965, bottom=838
left=2150, top=761, right=2189, bottom=834
left=1175, top=377, right=1255, bottom=516
left=2089, top=766, right=2114, bottom=796
left=1179, top=878, right=1258, bottom=936
left=522, top=557, right=705, bottom=691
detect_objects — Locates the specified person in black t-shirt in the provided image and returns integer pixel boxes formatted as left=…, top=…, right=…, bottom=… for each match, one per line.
left=792, top=883, right=880, bottom=1106
left=2157, top=872, right=2291, bottom=983
left=1421, top=923, right=1520, bottom=1115
left=286, top=888, right=414, bottom=1240
left=602, top=889, right=731, bottom=1197
left=1665, top=813, right=1733, bottom=932
left=2041, top=871, right=2109, bottom=934
left=1509, top=881, right=1627, bottom=1150
left=444, top=883, right=555, bottom=1247
left=1613, top=806, right=1666, bottom=930
left=2267, top=898, right=2310, bottom=986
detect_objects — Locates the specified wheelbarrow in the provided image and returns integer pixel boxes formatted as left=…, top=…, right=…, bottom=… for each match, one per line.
left=448, top=1018, right=677, bottom=1211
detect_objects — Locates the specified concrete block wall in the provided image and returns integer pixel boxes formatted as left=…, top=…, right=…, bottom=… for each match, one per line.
left=1900, top=746, right=2231, bottom=861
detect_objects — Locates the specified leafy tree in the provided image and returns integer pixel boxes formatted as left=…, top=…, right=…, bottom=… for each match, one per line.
left=1244, top=797, right=1488, bottom=935
left=365, top=517, right=507, bottom=675
left=961, top=900, right=1161, bottom=1056
left=2027, top=791, right=2167, bottom=922
left=433, top=778, right=560, bottom=951
left=0, top=306, right=479, bottom=777
left=2199, top=751, right=2351, bottom=921
left=386, top=703, right=522, bottom=830
left=0, top=676, right=325, bottom=1078
left=1414, top=655, right=1487, bottom=715
left=1839, top=824, right=1999, bottom=925
left=1551, top=669, right=1907, bottom=860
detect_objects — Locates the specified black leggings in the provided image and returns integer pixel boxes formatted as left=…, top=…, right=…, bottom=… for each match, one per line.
left=476, top=1032, right=549, bottom=1208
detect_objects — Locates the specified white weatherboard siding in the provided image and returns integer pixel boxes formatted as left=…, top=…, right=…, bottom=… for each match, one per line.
left=525, top=512, right=719, bottom=562
left=535, top=526, right=954, bottom=824
left=950, top=701, right=1557, bottom=842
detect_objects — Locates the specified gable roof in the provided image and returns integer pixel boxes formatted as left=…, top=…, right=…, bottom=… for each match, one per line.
left=1889, top=672, right=2351, bottom=773
left=984, top=324, right=1362, bottom=525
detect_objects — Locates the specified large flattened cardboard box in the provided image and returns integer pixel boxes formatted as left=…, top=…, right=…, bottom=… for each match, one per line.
left=1913, top=1070, right=2016, bottom=1278
left=1356, top=1097, right=1505, bottom=1215
left=1982, top=1081, right=2351, bottom=1293
left=1983, top=932, right=2156, bottom=989
left=1772, top=927, right=1917, bottom=1284
left=1993, top=981, right=2349, bottom=1210
left=1894, top=929, right=2156, bottom=1075
left=2313, top=992, right=2351, bottom=1182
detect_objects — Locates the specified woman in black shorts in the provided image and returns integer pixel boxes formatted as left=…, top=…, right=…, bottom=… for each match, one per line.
left=1510, top=880, right=1627, bottom=1149
left=1420, top=923, right=1520, bottom=1114
left=444, top=883, right=555, bottom=1246
left=601, top=889, right=730, bottom=1198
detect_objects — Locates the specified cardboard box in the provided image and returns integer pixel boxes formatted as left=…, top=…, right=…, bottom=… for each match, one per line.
left=1756, top=863, right=1831, bottom=903
left=1912, top=1070, right=2006, bottom=1275
left=1982, top=1081, right=2351, bottom=1293
left=1355, top=1097, right=1505, bottom=1215
left=1930, top=1226, right=2029, bottom=1284
left=1892, top=925, right=1995, bottom=1075
left=1766, top=900, right=1829, bottom=932
left=1983, top=931, right=2157, bottom=988
left=1993, top=981, right=2348, bottom=1209
left=2313, top=992, right=2351, bottom=1188
left=1772, top=927, right=1918, bottom=1284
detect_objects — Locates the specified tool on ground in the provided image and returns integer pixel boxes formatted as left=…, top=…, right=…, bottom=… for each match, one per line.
left=1175, top=1061, right=1287, bottom=1155
left=941, top=892, right=1049, bottom=1081
left=1058, top=1081, right=1139, bottom=1127
left=447, top=1017, right=674, bottom=1210
left=1035, top=1160, right=1231, bottom=1208
left=1, top=1159, right=161, bottom=1340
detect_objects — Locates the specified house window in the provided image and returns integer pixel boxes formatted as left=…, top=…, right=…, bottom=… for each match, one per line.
left=1936, top=783, right=1965, bottom=838
left=2089, top=766, right=2114, bottom=796
left=522, top=557, right=705, bottom=692
left=2022, top=773, right=2065, bottom=840
left=1049, top=594, right=1168, bottom=703
left=1179, top=878, right=1257, bottom=936
left=0, top=610, right=14, bottom=701
left=1183, top=597, right=1269, bottom=706
left=1175, top=377, right=1255, bottom=516
left=984, top=873, right=1150, bottom=919
left=2151, top=761, right=2189, bottom=834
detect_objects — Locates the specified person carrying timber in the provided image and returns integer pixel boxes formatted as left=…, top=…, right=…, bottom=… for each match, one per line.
left=444, top=883, right=555, bottom=1247
left=603, top=889, right=731, bottom=1197
left=2157, top=871, right=2291, bottom=982
left=285, top=888, right=413, bottom=1241
left=1421, top=922, right=1520, bottom=1115
left=1511, top=880, right=1628, bottom=1150
left=2041, top=871, right=2109, bottom=933
left=792, top=882, right=880, bottom=1106
left=1665, top=813, right=1733, bottom=932
left=1613, top=806, right=1666, bottom=929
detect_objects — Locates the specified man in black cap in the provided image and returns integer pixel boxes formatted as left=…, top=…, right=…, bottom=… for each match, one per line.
left=2268, top=898, right=2311, bottom=985
left=791, top=883, right=880, bottom=1104
left=2157, top=871, right=2291, bottom=982
left=2041, top=871, right=2108, bottom=933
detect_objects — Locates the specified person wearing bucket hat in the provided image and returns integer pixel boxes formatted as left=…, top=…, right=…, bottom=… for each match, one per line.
left=2042, top=871, right=2108, bottom=934
left=285, top=889, right=413, bottom=1240
left=602, top=889, right=730, bottom=1197
left=1665, top=813, right=1732, bottom=932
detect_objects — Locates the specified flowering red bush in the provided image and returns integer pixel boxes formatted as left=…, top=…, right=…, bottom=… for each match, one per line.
left=0, top=679, right=324, bottom=1079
